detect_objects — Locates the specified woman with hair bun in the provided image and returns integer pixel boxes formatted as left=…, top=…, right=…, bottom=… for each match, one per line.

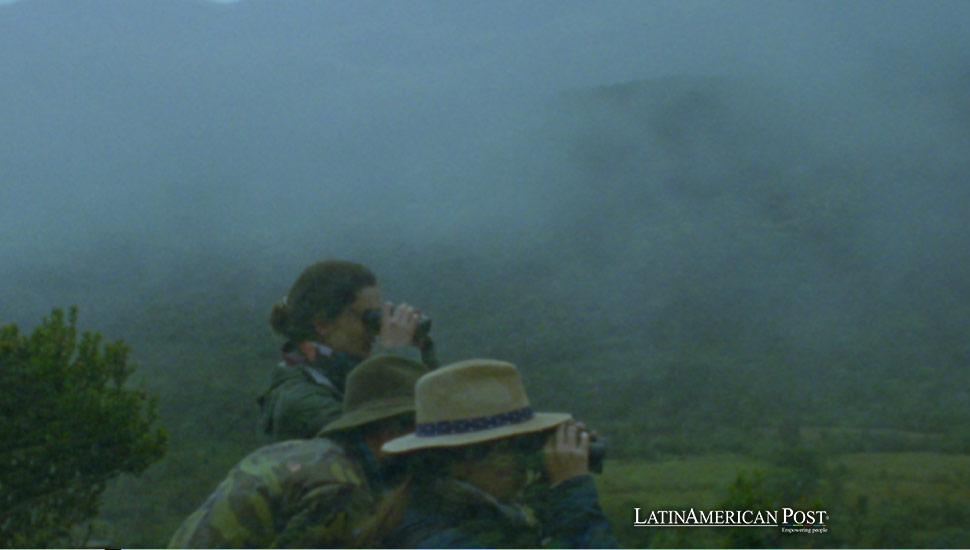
left=258, top=259, right=436, bottom=441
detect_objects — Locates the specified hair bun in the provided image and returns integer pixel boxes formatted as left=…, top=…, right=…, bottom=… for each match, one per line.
left=268, top=296, right=291, bottom=335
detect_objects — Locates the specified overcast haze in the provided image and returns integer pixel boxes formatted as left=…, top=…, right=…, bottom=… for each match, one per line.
left=2, top=0, right=969, bottom=375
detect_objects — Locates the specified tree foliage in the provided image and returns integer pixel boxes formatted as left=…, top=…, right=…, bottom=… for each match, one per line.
left=0, top=307, right=167, bottom=547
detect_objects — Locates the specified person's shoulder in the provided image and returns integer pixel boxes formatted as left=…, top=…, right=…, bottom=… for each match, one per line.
left=271, top=363, right=340, bottom=396
left=241, top=437, right=346, bottom=465
left=238, top=437, right=365, bottom=484
left=262, top=361, right=309, bottom=388
left=392, top=484, right=520, bottom=548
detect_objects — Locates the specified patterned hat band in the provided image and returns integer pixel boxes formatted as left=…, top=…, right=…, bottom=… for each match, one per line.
left=415, top=407, right=535, bottom=437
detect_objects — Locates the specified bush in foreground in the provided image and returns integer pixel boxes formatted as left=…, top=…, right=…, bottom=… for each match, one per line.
left=0, top=307, right=167, bottom=547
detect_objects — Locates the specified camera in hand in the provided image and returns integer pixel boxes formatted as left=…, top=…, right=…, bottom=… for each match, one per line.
left=361, top=309, right=432, bottom=342
left=588, top=436, right=607, bottom=474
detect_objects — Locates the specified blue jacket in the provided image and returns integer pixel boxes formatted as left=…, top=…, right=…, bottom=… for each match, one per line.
left=387, top=475, right=618, bottom=548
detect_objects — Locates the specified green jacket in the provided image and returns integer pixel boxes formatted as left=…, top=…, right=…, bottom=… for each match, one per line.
left=168, top=437, right=378, bottom=549
left=257, top=344, right=354, bottom=441
left=257, top=341, right=438, bottom=442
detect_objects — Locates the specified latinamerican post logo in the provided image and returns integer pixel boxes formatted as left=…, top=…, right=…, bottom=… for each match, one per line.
left=634, top=508, right=828, bottom=534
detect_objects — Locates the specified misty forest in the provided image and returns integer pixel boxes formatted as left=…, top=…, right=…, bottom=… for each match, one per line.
left=2, top=1, right=970, bottom=548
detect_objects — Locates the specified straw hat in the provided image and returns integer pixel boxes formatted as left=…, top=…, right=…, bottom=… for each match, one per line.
left=318, top=354, right=428, bottom=435
left=382, top=359, right=571, bottom=453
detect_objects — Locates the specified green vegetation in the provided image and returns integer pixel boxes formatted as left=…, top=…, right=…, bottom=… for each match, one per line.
left=0, top=308, right=167, bottom=548
left=597, top=451, right=970, bottom=549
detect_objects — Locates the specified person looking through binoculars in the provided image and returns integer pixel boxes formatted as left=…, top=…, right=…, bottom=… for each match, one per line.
left=258, top=259, right=437, bottom=441
left=354, top=359, right=617, bottom=548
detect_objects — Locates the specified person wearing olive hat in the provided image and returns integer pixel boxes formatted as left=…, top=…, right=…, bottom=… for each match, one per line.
left=355, top=359, right=618, bottom=548
left=169, top=355, right=428, bottom=549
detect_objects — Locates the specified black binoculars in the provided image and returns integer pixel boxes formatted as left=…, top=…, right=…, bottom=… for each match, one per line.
left=588, top=436, right=607, bottom=474
left=361, top=309, right=432, bottom=342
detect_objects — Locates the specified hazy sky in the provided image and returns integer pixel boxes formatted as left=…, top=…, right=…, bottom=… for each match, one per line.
left=2, top=0, right=969, bottom=325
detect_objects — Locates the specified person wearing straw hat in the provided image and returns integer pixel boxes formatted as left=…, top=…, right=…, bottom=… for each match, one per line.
left=169, top=355, right=428, bottom=549
left=355, top=359, right=618, bottom=548
left=259, top=259, right=439, bottom=442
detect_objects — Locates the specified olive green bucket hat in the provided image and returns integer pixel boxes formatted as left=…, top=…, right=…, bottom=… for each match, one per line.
left=318, top=354, right=429, bottom=436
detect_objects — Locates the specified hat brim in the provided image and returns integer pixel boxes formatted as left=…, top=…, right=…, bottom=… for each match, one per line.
left=382, top=411, right=572, bottom=454
left=317, top=398, right=415, bottom=436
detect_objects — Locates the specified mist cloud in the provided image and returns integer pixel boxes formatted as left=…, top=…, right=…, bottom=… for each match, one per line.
left=2, top=0, right=968, bottom=353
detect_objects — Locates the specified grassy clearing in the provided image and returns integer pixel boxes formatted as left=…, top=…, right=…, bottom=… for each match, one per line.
left=597, top=453, right=767, bottom=509
left=595, top=452, right=970, bottom=548
left=835, top=452, right=970, bottom=508
left=596, top=454, right=765, bottom=549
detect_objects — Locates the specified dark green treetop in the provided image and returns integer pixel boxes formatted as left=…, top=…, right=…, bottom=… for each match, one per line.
left=0, top=307, right=167, bottom=547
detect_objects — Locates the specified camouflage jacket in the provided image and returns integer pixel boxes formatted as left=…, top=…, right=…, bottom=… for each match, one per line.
left=386, top=475, right=618, bottom=548
left=257, top=341, right=439, bottom=442
left=168, top=437, right=379, bottom=549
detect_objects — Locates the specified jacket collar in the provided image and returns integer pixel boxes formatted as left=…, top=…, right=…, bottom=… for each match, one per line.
left=281, top=340, right=333, bottom=365
left=280, top=341, right=361, bottom=393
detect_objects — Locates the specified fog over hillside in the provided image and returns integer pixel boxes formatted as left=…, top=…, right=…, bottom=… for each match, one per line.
left=3, top=0, right=969, bottom=400
left=4, top=1, right=970, bottom=546
left=1, top=0, right=968, bottom=404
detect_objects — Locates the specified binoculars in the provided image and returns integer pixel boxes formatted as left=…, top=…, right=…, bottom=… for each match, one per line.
left=361, top=309, right=432, bottom=342
left=588, top=436, right=607, bottom=474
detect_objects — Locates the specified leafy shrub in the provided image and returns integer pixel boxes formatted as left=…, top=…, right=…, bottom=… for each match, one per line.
left=0, top=307, right=167, bottom=547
